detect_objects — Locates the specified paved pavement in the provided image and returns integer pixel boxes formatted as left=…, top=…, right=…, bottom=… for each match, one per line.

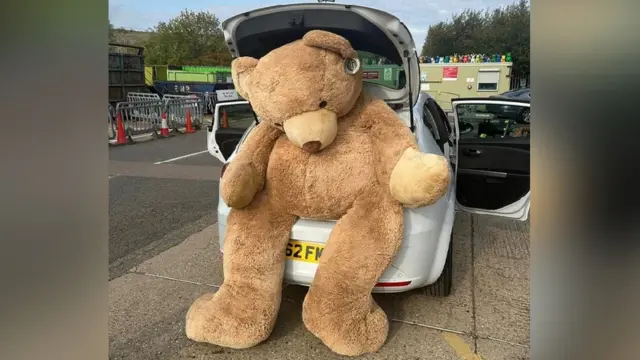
left=109, top=129, right=530, bottom=359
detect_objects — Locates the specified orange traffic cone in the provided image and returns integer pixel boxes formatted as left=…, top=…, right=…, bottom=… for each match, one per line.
left=185, top=109, right=195, bottom=133
left=160, top=112, right=170, bottom=137
left=116, top=112, right=128, bottom=145
left=222, top=109, right=229, bottom=128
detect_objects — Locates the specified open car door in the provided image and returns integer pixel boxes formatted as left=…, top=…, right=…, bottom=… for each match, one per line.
left=206, top=98, right=257, bottom=163
left=451, top=98, right=531, bottom=221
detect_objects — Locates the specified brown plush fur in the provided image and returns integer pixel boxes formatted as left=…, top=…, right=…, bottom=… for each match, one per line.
left=186, top=30, right=451, bottom=356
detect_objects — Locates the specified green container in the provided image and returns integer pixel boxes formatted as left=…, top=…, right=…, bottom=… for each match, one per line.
left=167, top=70, right=216, bottom=83
left=166, top=70, right=233, bottom=83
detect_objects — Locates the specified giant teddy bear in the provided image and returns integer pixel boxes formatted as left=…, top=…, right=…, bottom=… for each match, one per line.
left=185, top=30, right=451, bottom=356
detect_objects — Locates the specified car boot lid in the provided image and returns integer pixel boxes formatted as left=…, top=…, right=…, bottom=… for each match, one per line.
left=221, top=2, right=420, bottom=106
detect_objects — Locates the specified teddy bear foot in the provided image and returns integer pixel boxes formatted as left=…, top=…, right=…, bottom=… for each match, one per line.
left=185, top=286, right=279, bottom=349
left=303, top=298, right=389, bottom=356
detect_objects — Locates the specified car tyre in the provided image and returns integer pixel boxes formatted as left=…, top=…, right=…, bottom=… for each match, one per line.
left=521, top=108, right=530, bottom=123
left=424, top=234, right=453, bottom=297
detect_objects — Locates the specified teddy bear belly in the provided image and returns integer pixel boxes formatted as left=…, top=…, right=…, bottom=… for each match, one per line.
left=266, top=133, right=377, bottom=219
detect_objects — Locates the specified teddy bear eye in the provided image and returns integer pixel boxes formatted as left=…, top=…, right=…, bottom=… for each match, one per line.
left=343, top=58, right=360, bottom=75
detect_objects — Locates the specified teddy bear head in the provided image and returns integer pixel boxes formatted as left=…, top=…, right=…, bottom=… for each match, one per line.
left=230, top=30, right=363, bottom=153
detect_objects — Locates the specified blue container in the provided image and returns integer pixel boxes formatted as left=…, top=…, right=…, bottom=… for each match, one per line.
left=152, top=81, right=235, bottom=95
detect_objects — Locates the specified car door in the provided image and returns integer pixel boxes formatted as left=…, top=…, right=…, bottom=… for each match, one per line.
left=451, top=98, right=530, bottom=221
left=423, top=97, right=452, bottom=151
left=206, top=100, right=257, bottom=163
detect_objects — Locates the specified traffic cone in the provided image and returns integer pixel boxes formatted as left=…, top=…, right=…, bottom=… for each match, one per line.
left=222, top=109, right=229, bottom=128
left=160, top=112, right=170, bottom=137
left=185, top=108, right=195, bottom=133
left=116, top=112, right=128, bottom=145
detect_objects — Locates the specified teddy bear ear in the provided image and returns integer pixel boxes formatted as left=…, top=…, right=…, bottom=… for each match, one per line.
left=302, top=30, right=358, bottom=59
left=231, top=57, right=259, bottom=101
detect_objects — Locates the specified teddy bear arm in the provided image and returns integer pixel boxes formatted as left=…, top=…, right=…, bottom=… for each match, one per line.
left=365, top=101, right=451, bottom=207
left=363, top=101, right=419, bottom=187
left=220, top=123, right=281, bottom=208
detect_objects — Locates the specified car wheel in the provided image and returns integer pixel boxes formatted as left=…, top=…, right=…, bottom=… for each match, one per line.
left=521, top=108, right=530, bottom=123
left=424, top=234, right=453, bottom=297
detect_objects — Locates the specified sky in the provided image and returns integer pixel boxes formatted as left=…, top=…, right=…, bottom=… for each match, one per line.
left=109, top=0, right=511, bottom=45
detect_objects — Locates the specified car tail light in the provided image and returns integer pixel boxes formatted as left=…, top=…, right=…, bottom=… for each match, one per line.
left=220, top=163, right=229, bottom=178
left=375, top=281, right=411, bottom=287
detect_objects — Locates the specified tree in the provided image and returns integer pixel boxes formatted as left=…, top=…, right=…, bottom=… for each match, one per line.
left=109, top=21, right=115, bottom=43
left=143, top=10, right=232, bottom=66
left=421, top=0, right=530, bottom=74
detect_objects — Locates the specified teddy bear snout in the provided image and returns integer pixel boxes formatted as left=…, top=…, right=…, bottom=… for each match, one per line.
left=282, top=109, right=338, bottom=154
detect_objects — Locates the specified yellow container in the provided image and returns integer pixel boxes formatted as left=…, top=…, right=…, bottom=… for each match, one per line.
left=144, top=65, right=168, bottom=85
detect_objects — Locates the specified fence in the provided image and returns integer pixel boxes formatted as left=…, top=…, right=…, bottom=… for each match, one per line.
left=113, top=99, right=164, bottom=138
left=127, top=91, right=218, bottom=114
left=108, top=103, right=116, bottom=140
left=109, top=95, right=203, bottom=144
left=163, top=96, right=203, bottom=131
left=509, top=73, right=530, bottom=90
left=186, top=92, right=216, bottom=114
left=127, top=92, right=161, bottom=102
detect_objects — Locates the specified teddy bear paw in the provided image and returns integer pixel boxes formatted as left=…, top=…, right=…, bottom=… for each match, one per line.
left=389, top=147, right=451, bottom=208
left=220, top=160, right=261, bottom=209
left=185, top=288, right=277, bottom=349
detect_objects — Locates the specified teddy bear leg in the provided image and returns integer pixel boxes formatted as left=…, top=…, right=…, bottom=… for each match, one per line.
left=302, top=186, right=404, bottom=356
left=185, top=190, right=296, bottom=349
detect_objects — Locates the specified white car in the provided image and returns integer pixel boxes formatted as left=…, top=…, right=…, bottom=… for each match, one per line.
left=207, top=3, right=531, bottom=296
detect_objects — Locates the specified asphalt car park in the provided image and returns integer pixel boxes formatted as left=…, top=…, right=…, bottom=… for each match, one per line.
left=108, top=130, right=223, bottom=280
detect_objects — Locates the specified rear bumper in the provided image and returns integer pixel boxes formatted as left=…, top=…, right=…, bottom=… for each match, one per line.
left=216, top=190, right=455, bottom=294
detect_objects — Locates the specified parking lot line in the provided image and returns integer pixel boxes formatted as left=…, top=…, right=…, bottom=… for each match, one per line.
left=441, top=333, right=483, bottom=360
left=153, top=150, right=209, bottom=164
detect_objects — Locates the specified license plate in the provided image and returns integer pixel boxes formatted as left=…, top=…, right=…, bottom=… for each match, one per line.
left=286, top=240, right=325, bottom=264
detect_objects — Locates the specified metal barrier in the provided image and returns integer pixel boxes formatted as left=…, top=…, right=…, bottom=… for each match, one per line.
left=194, top=92, right=216, bottom=114
left=174, top=92, right=215, bottom=114
left=163, top=96, right=203, bottom=131
left=108, top=103, right=116, bottom=140
left=109, top=96, right=204, bottom=144
left=162, top=94, right=192, bottom=100
left=115, top=99, right=164, bottom=137
left=127, top=92, right=161, bottom=102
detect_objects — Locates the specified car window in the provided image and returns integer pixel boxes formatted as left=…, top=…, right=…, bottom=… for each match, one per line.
left=457, top=103, right=530, bottom=140
left=357, top=51, right=404, bottom=90
left=430, top=99, right=452, bottom=137
left=217, top=103, right=257, bottom=130
left=422, top=104, right=440, bottom=140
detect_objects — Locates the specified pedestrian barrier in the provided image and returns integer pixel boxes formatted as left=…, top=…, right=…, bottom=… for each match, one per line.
left=163, top=96, right=203, bottom=133
left=114, top=99, right=164, bottom=139
left=108, top=103, right=116, bottom=140
left=127, top=92, right=161, bottom=102
left=109, top=95, right=203, bottom=145
left=185, top=92, right=216, bottom=114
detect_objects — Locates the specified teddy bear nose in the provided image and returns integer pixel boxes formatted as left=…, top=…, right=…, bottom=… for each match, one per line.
left=302, top=141, right=322, bottom=153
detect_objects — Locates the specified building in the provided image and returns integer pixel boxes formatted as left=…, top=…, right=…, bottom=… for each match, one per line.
left=419, top=62, right=514, bottom=112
